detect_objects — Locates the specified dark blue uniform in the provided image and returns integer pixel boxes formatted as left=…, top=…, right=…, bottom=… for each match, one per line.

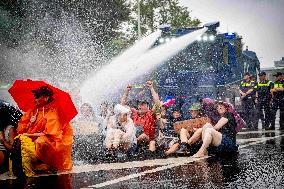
left=271, top=80, right=284, bottom=129
left=256, top=80, right=273, bottom=129
left=239, top=80, right=256, bottom=129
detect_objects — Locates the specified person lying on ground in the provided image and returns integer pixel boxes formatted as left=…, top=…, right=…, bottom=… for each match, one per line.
left=121, top=81, right=160, bottom=153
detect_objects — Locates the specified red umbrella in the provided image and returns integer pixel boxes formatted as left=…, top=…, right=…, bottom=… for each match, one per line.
left=8, top=79, right=78, bottom=124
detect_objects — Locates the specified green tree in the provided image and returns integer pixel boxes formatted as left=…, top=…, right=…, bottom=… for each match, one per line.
left=0, top=0, right=132, bottom=45
left=132, top=0, right=201, bottom=35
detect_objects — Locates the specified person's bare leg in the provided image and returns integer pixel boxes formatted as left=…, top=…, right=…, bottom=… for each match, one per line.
left=188, top=128, right=203, bottom=145
left=180, top=128, right=190, bottom=143
left=192, top=128, right=222, bottom=158
left=165, top=143, right=180, bottom=155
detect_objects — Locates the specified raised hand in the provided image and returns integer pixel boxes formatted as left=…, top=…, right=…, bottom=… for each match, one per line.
left=126, top=85, right=132, bottom=92
left=146, top=80, right=153, bottom=88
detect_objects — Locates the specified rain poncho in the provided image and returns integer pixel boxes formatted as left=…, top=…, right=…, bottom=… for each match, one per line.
left=16, top=101, right=73, bottom=175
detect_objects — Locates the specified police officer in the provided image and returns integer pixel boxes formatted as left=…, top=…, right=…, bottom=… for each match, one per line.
left=255, top=71, right=274, bottom=130
left=249, top=74, right=259, bottom=128
left=270, top=72, right=284, bottom=129
left=239, top=73, right=256, bottom=129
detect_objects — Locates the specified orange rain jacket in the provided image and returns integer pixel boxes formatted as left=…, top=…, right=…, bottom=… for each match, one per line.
left=17, top=101, right=73, bottom=172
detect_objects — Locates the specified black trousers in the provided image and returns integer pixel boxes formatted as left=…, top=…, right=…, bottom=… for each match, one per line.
left=256, top=99, right=271, bottom=129
left=242, top=97, right=257, bottom=129
left=271, top=98, right=284, bottom=129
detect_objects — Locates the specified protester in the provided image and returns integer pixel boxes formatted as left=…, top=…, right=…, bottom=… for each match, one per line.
left=73, top=103, right=101, bottom=162
left=105, top=104, right=136, bottom=152
left=191, top=101, right=238, bottom=158
left=0, top=108, right=17, bottom=174
left=176, top=103, right=209, bottom=154
left=74, top=103, right=99, bottom=135
left=121, top=81, right=160, bottom=153
left=157, top=108, right=183, bottom=156
left=14, top=86, right=74, bottom=176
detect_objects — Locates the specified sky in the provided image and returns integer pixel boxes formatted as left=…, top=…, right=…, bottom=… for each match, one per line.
left=179, top=0, right=284, bottom=68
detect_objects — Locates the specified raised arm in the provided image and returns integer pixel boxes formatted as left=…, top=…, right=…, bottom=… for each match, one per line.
left=146, top=81, right=160, bottom=105
left=120, top=85, right=132, bottom=106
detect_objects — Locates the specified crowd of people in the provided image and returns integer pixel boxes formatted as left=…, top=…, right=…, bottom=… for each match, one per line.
left=72, top=80, right=239, bottom=162
left=0, top=71, right=283, bottom=177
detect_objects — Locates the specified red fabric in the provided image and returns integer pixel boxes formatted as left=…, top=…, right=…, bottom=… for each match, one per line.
left=8, top=79, right=78, bottom=124
left=132, top=109, right=156, bottom=140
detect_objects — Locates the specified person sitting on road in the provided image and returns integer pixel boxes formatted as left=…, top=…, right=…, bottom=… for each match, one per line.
left=190, top=101, right=238, bottom=158
left=172, top=103, right=209, bottom=154
left=14, top=86, right=73, bottom=176
left=105, top=104, right=137, bottom=153
left=156, top=108, right=184, bottom=156
left=72, top=103, right=101, bottom=162
left=74, top=103, right=99, bottom=135
left=121, top=81, right=160, bottom=154
left=0, top=108, right=17, bottom=174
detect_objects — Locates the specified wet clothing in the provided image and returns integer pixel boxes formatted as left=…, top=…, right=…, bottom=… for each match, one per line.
left=157, top=117, right=182, bottom=149
left=272, top=81, right=284, bottom=100
left=0, top=125, right=14, bottom=152
left=208, top=134, right=238, bottom=154
left=271, top=80, right=284, bottom=128
left=17, top=101, right=73, bottom=173
left=239, top=80, right=254, bottom=98
left=239, top=80, right=257, bottom=129
left=0, top=100, right=23, bottom=130
left=250, top=80, right=257, bottom=99
left=219, top=112, right=237, bottom=143
left=0, top=150, right=8, bottom=174
left=163, top=117, right=183, bottom=137
left=256, top=80, right=273, bottom=101
left=132, top=110, right=156, bottom=140
left=0, top=125, right=15, bottom=173
left=208, top=112, right=238, bottom=155
left=11, top=135, right=36, bottom=177
left=256, top=80, right=274, bottom=129
left=105, top=116, right=137, bottom=148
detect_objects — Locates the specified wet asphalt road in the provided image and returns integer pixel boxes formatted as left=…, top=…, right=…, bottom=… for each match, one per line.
left=1, top=128, right=284, bottom=189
